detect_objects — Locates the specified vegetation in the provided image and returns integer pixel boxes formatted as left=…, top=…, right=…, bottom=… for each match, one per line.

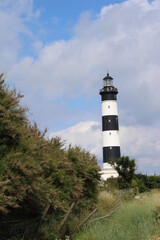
left=109, top=156, right=136, bottom=189
left=74, top=190, right=160, bottom=240
left=109, top=156, right=160, bottom=193
left=0, top=74, right=101, bottom=239
left=134, top=174, right=160, bottom=193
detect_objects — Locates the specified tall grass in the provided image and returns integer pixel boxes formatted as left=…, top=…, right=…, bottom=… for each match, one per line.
left=74, top=191, right=160, bottom=240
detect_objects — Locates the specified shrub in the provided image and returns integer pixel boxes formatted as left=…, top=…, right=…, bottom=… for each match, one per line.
left=134, top=174, right=160, bottom=193
left=109, top=156, right=136, bottom=189
left=0, top=74, right=101, bottom=239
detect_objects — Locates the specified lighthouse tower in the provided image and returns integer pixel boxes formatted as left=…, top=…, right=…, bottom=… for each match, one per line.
left=99, top=73, right=120, bottom=180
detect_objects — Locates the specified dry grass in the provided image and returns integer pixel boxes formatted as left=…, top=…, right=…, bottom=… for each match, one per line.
left=150, top=190, right=160, bottom=205
left=151, top=236, right=160, bottom=240
left=98, top=191, right=116, bottom=205
left=74, top=190, right=160, bottom=240
left=97, top=190, right=117, bottom=216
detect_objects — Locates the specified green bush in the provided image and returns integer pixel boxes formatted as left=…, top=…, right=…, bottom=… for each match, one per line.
left=0, top=74, right=101, bottom=239
left=109, top=156, right=160, bottom=193
left=134, top=174, right=160, bottom=193
left=109, top=156, right=136, bottom=189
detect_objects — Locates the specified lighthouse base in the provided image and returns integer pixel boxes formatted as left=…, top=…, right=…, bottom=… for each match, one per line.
left=101, top=163, right=118, bottom=181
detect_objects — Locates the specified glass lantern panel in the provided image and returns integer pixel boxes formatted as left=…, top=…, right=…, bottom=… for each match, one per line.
left=103, top=79, right=113, bottom=86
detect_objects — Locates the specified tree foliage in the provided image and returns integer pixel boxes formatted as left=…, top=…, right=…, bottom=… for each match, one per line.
left=110, top=156, right=136, bottom=189
left=109, top=156, right=160, bottom=193
left=0, top=74, right=101, bottom=239
left=134, top=174, right=160, bottom=193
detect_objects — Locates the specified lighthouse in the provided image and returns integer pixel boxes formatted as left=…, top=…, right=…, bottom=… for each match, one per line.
left=99, top=73, right=120, bottom=180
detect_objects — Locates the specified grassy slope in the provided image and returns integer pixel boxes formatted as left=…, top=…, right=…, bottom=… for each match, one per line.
left=74, top=191, right=160, bottom=240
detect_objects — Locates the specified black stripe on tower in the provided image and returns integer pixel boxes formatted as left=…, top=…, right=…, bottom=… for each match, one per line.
left=100, top=85, right=118, bottom=101
left=103, top=146, right=121, bottom=163
left=101, top=93, right=117, bottom=101
left=102, top=115, right=119, bottom=131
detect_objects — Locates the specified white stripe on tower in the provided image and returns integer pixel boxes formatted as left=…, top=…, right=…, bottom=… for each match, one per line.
left=103, top=131, right=120, bottom=147
left=102, top=100, right=118, bottom=116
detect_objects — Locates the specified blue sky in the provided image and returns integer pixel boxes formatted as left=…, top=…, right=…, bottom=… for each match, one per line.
left=33, top=0, right=124, bottom=39
left=18, top=1, right=125, bottom=60
left=0, top=0, right=160, bottom=174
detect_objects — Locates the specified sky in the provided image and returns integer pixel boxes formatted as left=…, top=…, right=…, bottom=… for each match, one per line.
left=0, top=0, right=160, bottom=174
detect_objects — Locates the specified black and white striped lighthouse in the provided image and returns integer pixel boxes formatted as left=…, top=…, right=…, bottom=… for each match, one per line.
left=99, top=73, right=120, bottom=180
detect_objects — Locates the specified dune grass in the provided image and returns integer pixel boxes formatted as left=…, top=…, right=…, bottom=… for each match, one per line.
left=74, top=191, right=160, bottom=240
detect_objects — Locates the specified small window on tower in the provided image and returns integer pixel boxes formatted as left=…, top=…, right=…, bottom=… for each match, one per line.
left=109, top=132, right=111, bottom=135
left=108, top=119, right=111, bottom=122
left=108, top=105, right=110, bottom=108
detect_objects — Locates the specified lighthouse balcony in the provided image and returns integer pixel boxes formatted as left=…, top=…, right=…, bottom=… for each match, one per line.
left=99, top=86, right=118, bottom=94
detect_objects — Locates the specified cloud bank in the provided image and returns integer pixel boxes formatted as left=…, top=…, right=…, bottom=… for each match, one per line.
left=50, top=121, right=160, bottom=174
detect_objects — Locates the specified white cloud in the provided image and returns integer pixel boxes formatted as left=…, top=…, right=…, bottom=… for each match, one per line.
left=50, top=121, right=160, bottom=174
left=0, top=0, right=40, bottom=71
left=0, top=0, right=40, bottom=19
left=50, top=121, right=102, bottom=157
